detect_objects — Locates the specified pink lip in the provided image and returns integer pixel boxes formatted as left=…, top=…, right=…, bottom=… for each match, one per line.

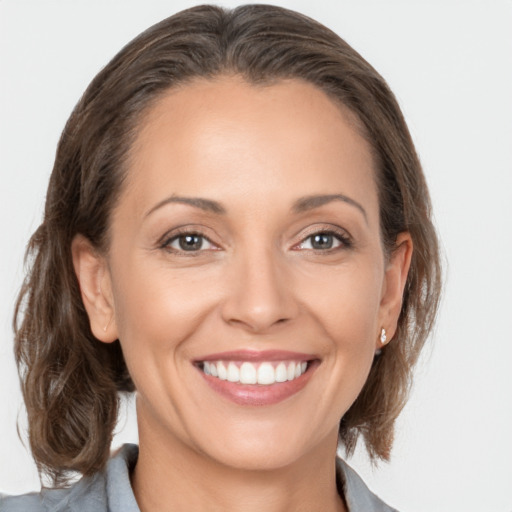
left=194, top=352, right=320, bottom=406
left=195, top=349, right=317, bottom=363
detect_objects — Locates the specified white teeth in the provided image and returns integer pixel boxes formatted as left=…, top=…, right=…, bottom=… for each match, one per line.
left=240, top=362, right=257, bottom=384
left=257, top=362, right=275, bottom=385
left=287, top=362, right=295, bottom=381
left=217, top=362, right=227, bottom=380
left=275, top=362, right=288, bottom=383
left=201, top=360, right=309, bottom=385
left=227, top=362, right=239, bottom=382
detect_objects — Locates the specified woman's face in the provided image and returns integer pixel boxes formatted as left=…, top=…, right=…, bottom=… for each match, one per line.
left=79, top=76, right=410, bottom=470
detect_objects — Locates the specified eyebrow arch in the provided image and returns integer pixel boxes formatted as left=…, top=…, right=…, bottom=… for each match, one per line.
left=292, top=194, right=368, bottom=223
left=145, top=196, right=226, bottom=218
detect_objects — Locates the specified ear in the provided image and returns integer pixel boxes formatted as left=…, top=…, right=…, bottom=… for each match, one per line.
left=377, top=232, right=413, bottom=347
left=71, top=234, right=118, bottom=343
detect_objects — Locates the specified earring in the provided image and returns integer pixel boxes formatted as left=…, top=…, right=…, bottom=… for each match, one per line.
left=380, top=328, right=387, bottom=345
left=103, top=315, right=113, bottom=332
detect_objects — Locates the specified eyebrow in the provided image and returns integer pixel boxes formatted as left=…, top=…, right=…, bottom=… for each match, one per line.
left=144, top=196, right=226, bottom=217
left=292, top=194, right=368, bottom=223
left=145, top=193, right=367, bottom=222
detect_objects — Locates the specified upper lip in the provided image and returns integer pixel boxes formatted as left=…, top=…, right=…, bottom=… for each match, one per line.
left=194, top=349, right=318, bottom=362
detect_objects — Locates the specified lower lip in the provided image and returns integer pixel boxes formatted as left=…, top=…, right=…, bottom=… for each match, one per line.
left=196, top=361, right=318, bottom=406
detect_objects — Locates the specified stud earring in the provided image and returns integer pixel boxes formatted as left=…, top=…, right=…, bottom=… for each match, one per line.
left=103, top=315, right=113, bottom=332
left=380, top=328, right=387, bottom=345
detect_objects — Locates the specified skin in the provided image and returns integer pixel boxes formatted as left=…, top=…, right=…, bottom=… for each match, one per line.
left=73, top=76, right=412, bottom=512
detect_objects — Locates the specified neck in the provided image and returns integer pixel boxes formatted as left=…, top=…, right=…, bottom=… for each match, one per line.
left=131, top=409, right=346, bottom=512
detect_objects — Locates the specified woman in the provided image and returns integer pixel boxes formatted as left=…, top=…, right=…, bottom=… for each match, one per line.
left=1, top=4, right=441, bottom=511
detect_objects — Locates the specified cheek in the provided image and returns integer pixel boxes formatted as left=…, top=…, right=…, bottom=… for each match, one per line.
left=298, top=256, right=383, bottom=342
left=264, top=257, right=383, bottom=433
left=297, top=257, right=383, bottom=397
left=110, top=256, right=221, bottom=359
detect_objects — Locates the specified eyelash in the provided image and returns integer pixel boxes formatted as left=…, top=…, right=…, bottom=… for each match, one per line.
left=294, top=229, right=352, bottom=252
left=159, top=228, right=217, bottom=256
left=159, top=227, right=352, bottom=255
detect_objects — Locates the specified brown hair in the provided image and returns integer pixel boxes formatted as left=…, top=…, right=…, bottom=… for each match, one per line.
left=14, top=4, right=441, bottom=485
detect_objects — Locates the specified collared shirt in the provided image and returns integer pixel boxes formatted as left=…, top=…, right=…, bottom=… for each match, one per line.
left=0, top=444, right=398, bottom=511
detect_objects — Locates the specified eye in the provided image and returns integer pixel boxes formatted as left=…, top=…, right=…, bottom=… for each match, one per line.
left=164, top=233, right=215, bottom=252
left=297, top=231, right=350, bottom=251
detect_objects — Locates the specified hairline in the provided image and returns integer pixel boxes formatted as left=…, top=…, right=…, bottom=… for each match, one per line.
left=104, top=72, right=384, bottom=251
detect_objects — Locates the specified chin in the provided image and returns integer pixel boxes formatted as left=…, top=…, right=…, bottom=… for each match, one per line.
left=205, top=441, right=306, bottom=472
left=193, top=419, right=333, bottom=473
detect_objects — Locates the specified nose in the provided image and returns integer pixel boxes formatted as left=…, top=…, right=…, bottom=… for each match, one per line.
left=221, top=246, right=299, bottom=333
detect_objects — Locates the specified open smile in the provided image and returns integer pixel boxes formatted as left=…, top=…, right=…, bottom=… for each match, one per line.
left=194, top=350, right=320, bottom=406
left=200, top=360, right=308, bottom=385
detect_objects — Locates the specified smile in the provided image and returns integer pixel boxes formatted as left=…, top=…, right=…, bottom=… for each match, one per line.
left=201, top=360, right=308, bottom=385
left=194, top=350, right=319, bottom=406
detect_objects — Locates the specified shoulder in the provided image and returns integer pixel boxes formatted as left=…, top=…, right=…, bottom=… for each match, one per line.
left=1, top=491, right=47, bottom=512
left=0, top=444, right=139, bottom=512
left=0, top=472, right=106, bottom=512
left=336, top=457, right=399, bottom=512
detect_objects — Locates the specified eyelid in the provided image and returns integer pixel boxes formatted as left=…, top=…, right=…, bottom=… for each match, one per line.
left=291, top=224, right=353, bottom=251
left=157, top=223, right=352, bottom=254
left=167, top=234, right=214, bottom=251
left=158, top=226, right=220, bottom=254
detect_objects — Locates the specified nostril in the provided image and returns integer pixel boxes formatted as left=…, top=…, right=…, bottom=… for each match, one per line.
left=220, top=270, right=299, bottom=332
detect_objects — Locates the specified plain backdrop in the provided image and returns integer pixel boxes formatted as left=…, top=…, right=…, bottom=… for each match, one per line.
left=1, top=1, right=511, bottom=511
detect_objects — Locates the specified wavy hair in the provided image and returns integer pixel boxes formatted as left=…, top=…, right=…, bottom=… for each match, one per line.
left=14, top=4, right=441, bottom=485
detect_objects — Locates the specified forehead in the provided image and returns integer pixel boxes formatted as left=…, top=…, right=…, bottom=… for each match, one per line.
left=122, top=76, right=378, bottom=221
left=133, top=75, right=369, bottom=158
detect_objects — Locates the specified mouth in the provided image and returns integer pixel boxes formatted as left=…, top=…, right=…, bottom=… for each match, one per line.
left=199, top=360, right=309, bottom=385
left=193, top=350, right=319, bottom=406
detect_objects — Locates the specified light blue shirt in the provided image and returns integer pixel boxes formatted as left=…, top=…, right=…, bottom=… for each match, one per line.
left=0, top=444, right=398, bottom=511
